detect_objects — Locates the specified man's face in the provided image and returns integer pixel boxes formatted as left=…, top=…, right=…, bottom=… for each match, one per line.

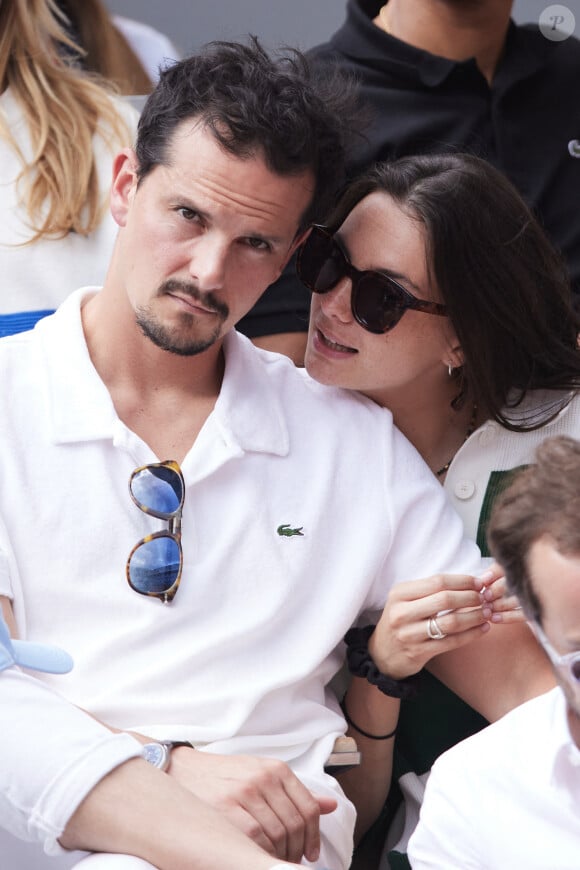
left=110, top=120, right=314, bottom=356
left=528, top=537, right=580, bottom=740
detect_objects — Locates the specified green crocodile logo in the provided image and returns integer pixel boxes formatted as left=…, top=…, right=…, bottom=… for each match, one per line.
left=277, top=524, right=304, bottom=537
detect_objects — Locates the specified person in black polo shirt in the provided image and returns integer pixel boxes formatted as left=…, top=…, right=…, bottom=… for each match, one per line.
left=238, top=0, right=580, bottom=362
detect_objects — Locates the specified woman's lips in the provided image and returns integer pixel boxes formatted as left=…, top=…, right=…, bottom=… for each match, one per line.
left=314, top=326, right=357, bottom=355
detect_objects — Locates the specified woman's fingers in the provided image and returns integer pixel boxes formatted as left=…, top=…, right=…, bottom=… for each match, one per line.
left=419, top=605, right=490, bottom=641
left=371, top=573, right=496, bottom=677
left=481, top=573, right=524, bottom=621
left=388, top=573, right=483, bottom=603
left=390, top=588, right=483, bottom=623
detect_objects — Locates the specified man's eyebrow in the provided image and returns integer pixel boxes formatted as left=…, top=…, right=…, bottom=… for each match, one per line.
left=250, top=231, right=285, bottom=246
left=170, top=195, right=208, bottom=220
left=170, top=195, right=286, bottom=247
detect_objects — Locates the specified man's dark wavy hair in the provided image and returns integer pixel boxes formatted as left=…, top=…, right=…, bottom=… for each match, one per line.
left=136, top=37, right=360, bottom=231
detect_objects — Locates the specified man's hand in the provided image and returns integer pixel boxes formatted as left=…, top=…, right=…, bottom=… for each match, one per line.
left=168, top=747, right=337, bottom=864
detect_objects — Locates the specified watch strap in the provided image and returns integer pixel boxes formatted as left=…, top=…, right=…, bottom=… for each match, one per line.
left=162, top=740, right=195, bottom=751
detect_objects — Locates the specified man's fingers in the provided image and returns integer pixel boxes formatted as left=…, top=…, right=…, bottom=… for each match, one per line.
left=171, top=752, right=323, bottom=864
left=236, top=761, right=325, bottom=864
left=227, top=805, right=277, bottom=856
left=317, top=795, right=338, bottom=814
left=280, top=775, right=324, bottom=863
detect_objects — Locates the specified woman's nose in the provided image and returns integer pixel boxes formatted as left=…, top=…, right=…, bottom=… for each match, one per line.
left=317, top=276, right=353, bottom=322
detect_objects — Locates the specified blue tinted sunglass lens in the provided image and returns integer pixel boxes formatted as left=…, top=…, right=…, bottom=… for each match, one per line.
left=128, top=536, right=181, bottom=595
left=131, top=465, right=183, bottom=516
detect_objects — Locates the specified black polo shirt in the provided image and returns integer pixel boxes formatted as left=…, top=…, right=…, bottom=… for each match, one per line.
left=237, top=0, right=580, bottom=338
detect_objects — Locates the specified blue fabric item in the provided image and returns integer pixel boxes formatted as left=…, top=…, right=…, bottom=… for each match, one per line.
left=0, top=309, right=54, bottom=337
left=0, top=611, right=73, bottom=674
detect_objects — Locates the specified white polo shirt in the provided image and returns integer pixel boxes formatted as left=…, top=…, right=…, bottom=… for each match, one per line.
left=409, top=687, right=580, bottom=869
left=0, top=289, right=480, bottom=866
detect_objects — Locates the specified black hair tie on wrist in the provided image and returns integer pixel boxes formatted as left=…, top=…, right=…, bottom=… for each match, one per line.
left=340, top=697, right=397, bottom=740
left=344, top=625, right=422, bottom=700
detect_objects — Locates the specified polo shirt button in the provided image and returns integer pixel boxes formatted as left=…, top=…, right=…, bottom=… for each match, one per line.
left=478, top=427, right=496, bottom=446
left=454, top=479, right=475, bottom=500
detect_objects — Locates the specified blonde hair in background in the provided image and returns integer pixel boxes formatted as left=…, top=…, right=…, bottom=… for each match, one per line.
left=0, top=0, right=133, bottom=242
left=62, top=0, right=153, bottom=96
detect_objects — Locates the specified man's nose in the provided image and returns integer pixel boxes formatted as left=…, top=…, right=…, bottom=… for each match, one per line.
left=188, top=235, right=228, bottom=291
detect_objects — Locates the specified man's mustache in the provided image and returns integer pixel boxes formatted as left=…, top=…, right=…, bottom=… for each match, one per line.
left=159, top=280, right=229, bottom=319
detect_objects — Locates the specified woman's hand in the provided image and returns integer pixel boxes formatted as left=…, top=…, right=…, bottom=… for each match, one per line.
left=369, top=566, right=513, bottom=679
left=480, top=566, right=524, bottom=623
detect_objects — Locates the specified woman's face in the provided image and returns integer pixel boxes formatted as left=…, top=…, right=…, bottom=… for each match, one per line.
left=304, top=191, right=460, bottom=405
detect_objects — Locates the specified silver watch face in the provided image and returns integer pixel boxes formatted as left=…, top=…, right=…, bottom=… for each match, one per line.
left=142, top=742, right=169, bottom=770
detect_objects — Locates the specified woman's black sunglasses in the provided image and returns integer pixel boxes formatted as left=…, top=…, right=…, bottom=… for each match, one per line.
left=296, top=225, right=448, bottom=334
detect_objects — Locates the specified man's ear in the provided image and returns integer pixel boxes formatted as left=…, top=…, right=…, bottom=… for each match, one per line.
left=109, top=149, right=139, bottom=228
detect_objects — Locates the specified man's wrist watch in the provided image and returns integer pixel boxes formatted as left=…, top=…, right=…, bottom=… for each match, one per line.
left=142, top=740, right=194, bottom=771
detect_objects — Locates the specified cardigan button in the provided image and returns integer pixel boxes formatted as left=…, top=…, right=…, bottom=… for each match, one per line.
left=454, top=479, right=475, bottom=500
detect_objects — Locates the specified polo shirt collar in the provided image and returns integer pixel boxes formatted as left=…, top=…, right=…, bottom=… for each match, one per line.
left=332, top=0, right=548, bottom=88
left=211, top=329, right=290, bottom=457
left=37, top=288, right=290, bottom=457
left=38, top=288, right=118, bottom=444
left=549, top=689, right=580, bottom=804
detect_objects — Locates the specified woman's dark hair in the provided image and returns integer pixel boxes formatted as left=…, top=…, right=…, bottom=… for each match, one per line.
left=136, top=38, right=361, bottom=231
left=326, top=153, right=580, bottom=431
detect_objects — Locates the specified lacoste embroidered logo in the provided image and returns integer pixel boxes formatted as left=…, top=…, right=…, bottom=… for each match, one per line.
left=277, top=524, right=304, bottom=537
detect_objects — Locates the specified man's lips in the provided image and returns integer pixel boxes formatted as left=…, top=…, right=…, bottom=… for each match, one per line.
left=167, top=292, right=219, bottom=316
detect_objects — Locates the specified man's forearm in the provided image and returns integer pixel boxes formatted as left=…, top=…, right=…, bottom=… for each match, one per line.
left=61, top=758, right=300, bottom=870
left=0, top=668, right=142, bottom=851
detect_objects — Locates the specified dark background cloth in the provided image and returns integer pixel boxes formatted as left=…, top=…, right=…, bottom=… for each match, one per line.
left=238, top=0, right=580, bottom=338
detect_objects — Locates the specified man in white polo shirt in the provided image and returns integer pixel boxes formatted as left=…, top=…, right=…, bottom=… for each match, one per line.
left=0, top=610, right=306, bottom=870
left=410, top=435, right=580, bottom=869
left=0, top=37, right=543, bottom=870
